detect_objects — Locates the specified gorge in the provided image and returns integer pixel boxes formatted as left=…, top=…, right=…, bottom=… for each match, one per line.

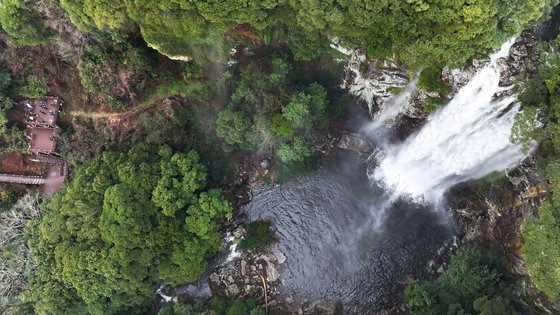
left=2, top=1, right=560, bottom=314
left=241, top=39, right=529, bottom=312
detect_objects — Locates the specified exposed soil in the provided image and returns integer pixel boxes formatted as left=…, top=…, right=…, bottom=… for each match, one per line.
left=0, top=152, right=44, bottom=176
left=1, top=44, right=92, bottom=110
left=227, top=24, right=263, bottom=46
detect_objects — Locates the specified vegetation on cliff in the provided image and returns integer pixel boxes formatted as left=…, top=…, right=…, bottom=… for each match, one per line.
left=522, top=161, right=560, bottom=301
left=56, top=0, right=555, bottom=69
left=405, top=246, right=521, bottom=314
left=512, top=35, right=560, bottom=302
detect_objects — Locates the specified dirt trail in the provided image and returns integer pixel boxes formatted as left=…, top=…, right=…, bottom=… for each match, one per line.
left=69, top=99, right=162, bottom=120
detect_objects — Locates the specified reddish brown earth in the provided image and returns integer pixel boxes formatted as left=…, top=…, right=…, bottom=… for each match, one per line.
left=0, top=152, right=44, bottom=176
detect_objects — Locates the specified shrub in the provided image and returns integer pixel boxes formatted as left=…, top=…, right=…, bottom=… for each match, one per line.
left=420, top=96, right=443, bottom=114
left=215, top=109, right=253, bottom=150
left=270, top=113, right=293, bottom=137
left=18, top=74, right=48, bottom=98
left=276, top=154, right=318, bottom=184
left=78, top=37, right=154, bottom=107
left=404, top=246, right=516, bottom=314
left=418, top=66, right=451, bottom=94
left=239, top=220, right=275, bottom=251
left=158, top=297, right=263, bottom=315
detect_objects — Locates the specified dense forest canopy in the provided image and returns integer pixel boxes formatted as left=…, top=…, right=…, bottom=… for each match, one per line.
left=405, top=246, right=519, bottom=314
left=26, top=145, right=232, bottom=314
left=56, top=0, right=557, bottom=67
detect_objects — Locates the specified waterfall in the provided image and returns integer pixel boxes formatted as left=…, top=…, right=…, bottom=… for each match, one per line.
left=371, top=39, right=528, bottom=204
left=366, top=77, right=418, bottom=132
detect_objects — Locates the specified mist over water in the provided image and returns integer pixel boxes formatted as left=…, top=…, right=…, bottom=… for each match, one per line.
left=243, top=153, right=453, bottom=311
left=242, top=39, right=528, bottom=311
left=366, top=77, right=418, bottom=133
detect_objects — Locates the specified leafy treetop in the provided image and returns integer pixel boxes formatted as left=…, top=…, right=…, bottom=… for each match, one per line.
left=26, top=144, right=232, bottom=314
left=57, top=0, right=557, bottom=67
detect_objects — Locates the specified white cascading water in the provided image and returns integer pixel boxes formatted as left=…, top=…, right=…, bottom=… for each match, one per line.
left=371, top=39, right=528, bottom=204
left=365, top=77, right=418, bottom=132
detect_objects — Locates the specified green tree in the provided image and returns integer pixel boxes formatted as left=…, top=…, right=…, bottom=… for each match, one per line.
left=229, top=59, right=290, bottom=113
left=282, top=92, right=312, bottom=129
left=276, top=137, right=311, bottom=163
left=26, top=144, right=232, bottom=314
left=404, top=246, right=516, bottom=314
left=0, top=0, right=50, bottom=46
left=215, top=109, right=253, bottom=150
left=270, top=113, right=293, bottom=138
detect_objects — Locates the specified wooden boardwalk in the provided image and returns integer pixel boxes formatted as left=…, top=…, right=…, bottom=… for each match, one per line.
left=0, top=173, right=45, bottom=185
left=0, top=155, right=67, bottom=197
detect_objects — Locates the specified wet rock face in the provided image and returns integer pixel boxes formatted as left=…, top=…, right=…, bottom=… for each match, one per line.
left=342, top=50, right=409, bottom=116
left=442, top=59, right=488, bottom=94
left=337, top=132, right=377, bottom=162
left=446, top=158, right=547, bottom=264
left=508, top=32, right=540, bottom=75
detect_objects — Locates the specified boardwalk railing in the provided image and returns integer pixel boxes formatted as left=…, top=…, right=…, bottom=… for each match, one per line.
left=0, top=174, right=45, bottom=185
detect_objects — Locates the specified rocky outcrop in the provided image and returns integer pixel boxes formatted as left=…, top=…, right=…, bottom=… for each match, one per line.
left=342, top=49, right=410, bottom=116
left=146, top=40, right=192, bottom=62
left=337, top=132, right=378, bottom=162
left=341, top=30, right=541, bottom=138
left=209, top=225, right=284, bottom=300
left=508, top=32, right=540, bottom=77
left=446, top=157, right=546, bottom=262
left=442, top=31, right=539, bottom=96
left=441, top=60, right=488, bottom=95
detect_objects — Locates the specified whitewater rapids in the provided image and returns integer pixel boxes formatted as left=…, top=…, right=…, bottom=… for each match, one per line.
left=371, top=39, right=527, bottom=203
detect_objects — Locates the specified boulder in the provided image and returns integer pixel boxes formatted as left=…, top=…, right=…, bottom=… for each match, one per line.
left=274, top=249, right=286, bottom=264
left=227, top=283, right=240, bottom=296
left=337, top=133, right=378, bottom=162
left=314, top=303, right=338, bottom=315
left=210, top=273, right=220, bottom=285
left=266, top=262, right=279, bottom=282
